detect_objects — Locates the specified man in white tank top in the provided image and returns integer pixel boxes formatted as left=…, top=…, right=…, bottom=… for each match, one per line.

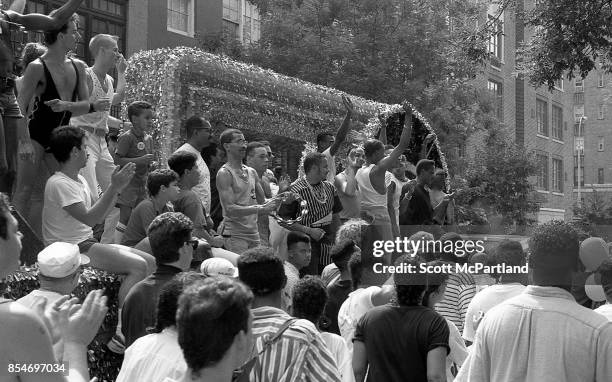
left=355, top=107, right=413, bottom=253
left=71, top=34, right=126, bottom=199
left=71, top=34, right=126, bottom=244
left=335, top=146, right=365, bottom=222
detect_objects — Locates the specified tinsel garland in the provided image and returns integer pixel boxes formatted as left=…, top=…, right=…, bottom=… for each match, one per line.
left=1, top=266, right=123, bottom=382
left=125, top=47, right=387, bottom=166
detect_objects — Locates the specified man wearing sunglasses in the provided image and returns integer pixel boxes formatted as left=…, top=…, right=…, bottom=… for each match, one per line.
left=121, top=212, right=196, bottom=348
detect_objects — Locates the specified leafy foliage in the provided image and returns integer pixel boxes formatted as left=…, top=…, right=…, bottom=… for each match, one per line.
left=461, top=126, right=540, bottom=231
left=516, top=0, right=612, bottom=88
left=572, top=191, right=612, bottom=241
left=201, top=0, right=496, bottom=173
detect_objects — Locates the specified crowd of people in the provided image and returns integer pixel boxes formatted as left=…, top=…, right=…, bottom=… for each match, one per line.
left=1, top=2, right=612, bottom=382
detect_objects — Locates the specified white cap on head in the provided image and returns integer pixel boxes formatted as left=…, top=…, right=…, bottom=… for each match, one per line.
left=38, top=242, right=90, bottom=278
left=200, top=257, right=239, bottom=278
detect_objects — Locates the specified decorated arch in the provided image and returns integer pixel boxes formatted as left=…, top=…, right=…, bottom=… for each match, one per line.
left=125, top=47, right=447, bottom=183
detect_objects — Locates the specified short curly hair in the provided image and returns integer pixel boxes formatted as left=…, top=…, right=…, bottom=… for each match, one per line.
left=292, top=276, right=327, bottom=324
left=147, top=212, right=193, bottom=265
left=335, top=219, right=368, bottom=246
left=529, top=221, right=579, bottom=270
left=238, top=247, right=287, bottom=296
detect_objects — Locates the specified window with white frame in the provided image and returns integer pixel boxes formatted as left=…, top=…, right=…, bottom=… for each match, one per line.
left=552, top=158, right=563, bottom=192
left=536, top=99, right=548, bottom=136
left=242, top=1, right=261, bottom=44
left=167, top=0, right=194, bottom=36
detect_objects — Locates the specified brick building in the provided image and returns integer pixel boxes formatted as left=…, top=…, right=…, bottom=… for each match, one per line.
left=126, top=0, right=260, bottom=56
left=572, top=69, right=612, bottom=202
left=466, top=0, right=574, bottom=224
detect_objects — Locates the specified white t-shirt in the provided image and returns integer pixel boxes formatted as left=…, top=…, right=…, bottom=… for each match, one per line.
left=320, top=331, right=355, bottom=382
left=462, top=283, right=526, bottom=342
left=338, top=286, right=379, bottom=353
left=446, top=319, right=468, bottom=382
left=323, top=147, right=336, bottom=183
left=43, top=172, right=94, bottom=245
left=594, top=303, right=612, bottom=322
left=116, top=328, right=187, bottom=382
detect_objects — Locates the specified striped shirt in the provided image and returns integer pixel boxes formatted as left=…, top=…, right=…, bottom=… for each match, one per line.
left=250, top=306, right=341, bottom=382
left=280, top=177, right=342, bottom=268
left=434, top=272, right=476, bottom=334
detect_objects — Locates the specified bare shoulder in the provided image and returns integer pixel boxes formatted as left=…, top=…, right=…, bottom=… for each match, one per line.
left=72, top=58, right=88, bottom=70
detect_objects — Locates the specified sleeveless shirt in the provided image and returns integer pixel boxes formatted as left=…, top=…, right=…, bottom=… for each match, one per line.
left=219, top=164, right=260, bottom=240
left=355, top=164, right=390, bottom=210
left=70, top=67, right=114, bottom=132
left=28, top=58, right=80, bottom=149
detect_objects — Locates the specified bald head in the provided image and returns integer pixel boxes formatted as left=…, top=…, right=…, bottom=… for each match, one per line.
left=89, top=34, right=118, bottom=58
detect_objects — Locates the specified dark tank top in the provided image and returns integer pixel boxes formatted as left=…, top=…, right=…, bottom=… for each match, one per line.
left=28, top=58, right=79, bottom=149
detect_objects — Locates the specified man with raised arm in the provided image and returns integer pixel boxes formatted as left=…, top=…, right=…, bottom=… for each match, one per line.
left=317, top=95, right=354, bottom=182
left=14, top=12, right=110, bottom=238
left=216, top=128, right=279, bottom=253
left=70, top=33, right=126, bottom=243
left=0, top=0, right=86, bottom=189
left=0, top=192, right=109, bottom=382
left=355, top=106, right=414, bottom=249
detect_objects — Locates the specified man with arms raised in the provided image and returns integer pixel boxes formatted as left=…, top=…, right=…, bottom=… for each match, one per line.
left=0, top=192, right=108, bottom=382
left=0, top=0, right=86, bottom=191
left=356, top=107, right=413, bottom=254
left=216, top=129, right=279, bottom=253
left=317, top=96, right=354, bottom=182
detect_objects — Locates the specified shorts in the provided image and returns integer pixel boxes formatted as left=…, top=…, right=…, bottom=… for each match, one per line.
left=116, top=185, right=146, bottom=208
left=78, top=237, right=99, bottom=254
left=0, top=90, right=23, bottom=119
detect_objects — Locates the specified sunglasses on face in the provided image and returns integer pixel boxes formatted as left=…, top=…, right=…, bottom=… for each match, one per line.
left=186, top=239, right=199, bottom=250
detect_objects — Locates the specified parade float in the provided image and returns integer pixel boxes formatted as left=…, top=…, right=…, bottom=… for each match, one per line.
left=124, top=47, right=448, bottom=181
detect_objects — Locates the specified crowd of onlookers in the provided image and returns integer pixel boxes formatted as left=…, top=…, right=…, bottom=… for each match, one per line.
left=2, top=3, right=612, bottom=382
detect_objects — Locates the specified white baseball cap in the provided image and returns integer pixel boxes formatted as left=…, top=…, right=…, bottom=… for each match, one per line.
left=200, top=257, right=239, bottom=278
left=38, top=242, right=90, bottom=278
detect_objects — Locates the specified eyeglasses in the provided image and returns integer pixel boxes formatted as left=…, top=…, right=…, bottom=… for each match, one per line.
left=186, top=239, right=199, bottom=250
left=231, top=139, right=247, bottom=145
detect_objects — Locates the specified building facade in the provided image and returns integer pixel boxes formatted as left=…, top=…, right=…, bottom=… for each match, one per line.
left=126, top=0, right=260, bottom=56
left=572, top=69, right=612, bottom=202
left=466, top=0, right=575, bottom=224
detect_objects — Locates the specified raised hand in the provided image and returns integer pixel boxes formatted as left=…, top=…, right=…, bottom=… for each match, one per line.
left=423, top=133, right=436, bottom=145
left=116, top=54, right=127, bottom=74
left=110, top=163, right=136, bottom=192
left=278, top=175, right=291, bottom=193
left=342, top=95, right=354, bottom=115
left=347, top=130, right=366, bottom=143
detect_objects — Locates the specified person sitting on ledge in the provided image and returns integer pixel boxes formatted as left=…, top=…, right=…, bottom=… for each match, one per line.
left=121, top=169, right=180, bottom=249
left=41, top=126, right=155, bottom=353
